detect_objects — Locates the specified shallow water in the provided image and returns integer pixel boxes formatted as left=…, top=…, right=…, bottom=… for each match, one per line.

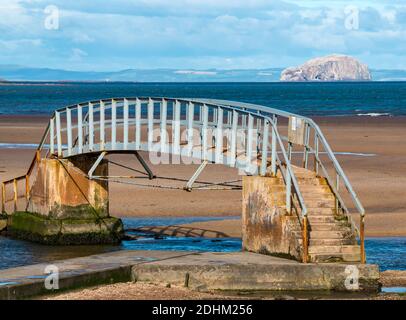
left=0, top=217, right=405, bottom=271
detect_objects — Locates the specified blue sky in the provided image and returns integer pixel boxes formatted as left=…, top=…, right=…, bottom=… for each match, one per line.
left=0, top=0, right=405, bottom=71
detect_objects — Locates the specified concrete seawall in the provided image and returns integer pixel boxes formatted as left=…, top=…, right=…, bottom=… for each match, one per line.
left=0, top=250, right=379, bottom=299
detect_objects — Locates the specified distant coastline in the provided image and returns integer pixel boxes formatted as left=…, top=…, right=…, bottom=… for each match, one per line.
left=1, top=65, right=406, bottom=82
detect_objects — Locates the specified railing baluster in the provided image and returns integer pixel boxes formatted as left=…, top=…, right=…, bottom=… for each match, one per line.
left=161, top=98, right=167, bottom=153
left=55, top=111, right=62, bottom=157
left=50, top=117, right=55, bottom=155
left=148, top=98, right=154, bottom=150
left=123, top=98, right=129, bottom=150
left=88, top=102, right=94, bottom=151
left=314, top=133, right=319, bottom=174
left=1, top=182, right=5, bottom=213
left=25, top=174, right=29, bottom=202
left=66, top=108, right=72, bottom=156
left=260, top=120, right=269, bottom=176
left=135, top=98, right=141, bottom=150
left=246, top=114, right=253, bottom=170
left=99, top=101, right=105, bottom=150
left=230, top=110, right=238, bottom=167
left=13, top=178, right=17, bottom=212
left=335, top=173, right=340, bottom=214
left=303, top=124, right=309, bottom=169
left=286, top=169, right=291, bottom=213
left=215, top=107, right=223, bottom=163
left=271, top=127, right=277, bottom=176
left=187, top=102, right=194, bottom=156
left=77, top=105, right=83, bottom=154
left=111, top=99, right=117, bottom=150
left=202, top=104, right=208, bottom=160
left=173, top=100, right=181, bottom=154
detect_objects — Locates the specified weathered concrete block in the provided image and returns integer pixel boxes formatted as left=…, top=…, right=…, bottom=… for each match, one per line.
left=10, top=156, right=123, bottom=244
left=27, top=157, right=109, bottom=219
left=242, top=176, right=302, bottom=260
left=9, top=212, right=123, bottom=245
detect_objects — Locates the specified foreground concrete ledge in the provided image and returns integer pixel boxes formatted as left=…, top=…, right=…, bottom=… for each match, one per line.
left=0, top=251, right=380, bottom=299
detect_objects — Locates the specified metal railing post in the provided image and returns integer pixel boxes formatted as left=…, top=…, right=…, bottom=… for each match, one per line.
left=99, top=101, right=105, bottom=150
left=77, top=105, right=83, bottom=154
left=111, top=99, right=117, bottom=150
left=271, top=127, right=276, bottom=176
left=25, top=174, right=29, bottom=202
left=1, top=182, right=5, bottom=213
left=286, top=169, right=291, bottom=213
left=215, top=107, right=223, bottom=163
left=148, top=98, right=154, bottom=150
left=161, top=98, right=167, bottom=153
left=123, top=98, right=129, bottom=150
left=13, top=178, right=17, bottom=212
left=360, top=215, right=366, bottom=264
left=303, top=216, right=309, bottom=263
left=314, top=133, right=319, bottom=174
left=135, top=98, right=141, bottom=150
left=55, top=111, right=62, bottom=157
left=260, top=120, right=269, bottom=176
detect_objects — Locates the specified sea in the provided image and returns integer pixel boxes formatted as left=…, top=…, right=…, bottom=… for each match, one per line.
left=0, top=81, right=405, bottom=116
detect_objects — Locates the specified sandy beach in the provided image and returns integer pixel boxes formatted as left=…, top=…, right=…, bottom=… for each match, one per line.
left=0, top=115, right=405, bottom=237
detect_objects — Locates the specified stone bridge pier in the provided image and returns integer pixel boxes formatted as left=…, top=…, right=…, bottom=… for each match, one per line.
left=9, top=156, right=123, bottom=244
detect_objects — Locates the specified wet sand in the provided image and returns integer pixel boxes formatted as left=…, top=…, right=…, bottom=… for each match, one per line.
left=0, top=115, right=405, bottom=237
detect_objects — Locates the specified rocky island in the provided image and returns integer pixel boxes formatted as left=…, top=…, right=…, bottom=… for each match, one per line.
left=280, top=54, right=371, bottom=81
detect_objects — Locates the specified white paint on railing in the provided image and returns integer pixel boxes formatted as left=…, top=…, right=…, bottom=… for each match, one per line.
left=187, top=102, right=194, bottom=156
left=77, top=105, right=83, bottom=154
left=55, top=111, right=62, bottom=157
left=99, top=100, right=105, bottom=150
left=173, top=100, right=181, bottom=155
left=230, top=110, right=238, bottom=167
left=148, top=98, right=154, bottom=149
left=88, top=102, right=94, bottom=151
left=135, top=98, right=141, bottom=150
left=111, top=99, right=117, bottom=150
left=202, top=104, right=208, bottom=160
left=261, top=120, right=269, bottom=176
left=66, top=107, right=72, bottom=156
left=215, top=107, right=223, bottom=163
left=123, top=98, right=129, bottom=150
left=161, top=98, right=167, bottom=153
left=50, top=117, right=55, bottom=154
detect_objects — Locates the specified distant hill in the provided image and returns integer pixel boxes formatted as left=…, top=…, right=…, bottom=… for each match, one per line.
left=0, top=64, right=404, bottom=82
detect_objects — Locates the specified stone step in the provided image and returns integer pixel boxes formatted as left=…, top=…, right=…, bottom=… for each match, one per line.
left=308, top=245, right=360, bottom=255
left=309, top=223, right=350, bottom=231
left=308, top=238, right=356, bottom=246
left=301, top=193, right=335, bottom=201
left=305, top=200, right=335, bottom=208
left=307, top=215, right=336, bottom=223
left=307, top=208, right=336, bottom=215
left=309, top=230, right=350, bottom=239
left=297, top=177, right=328, bottom=186
left=309, top=252, right=361, bottom=263
left=299, top=185, right=332, bottom=192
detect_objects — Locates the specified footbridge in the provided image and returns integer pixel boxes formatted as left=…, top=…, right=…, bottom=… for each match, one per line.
left=1, top=97, right=365, bottom=263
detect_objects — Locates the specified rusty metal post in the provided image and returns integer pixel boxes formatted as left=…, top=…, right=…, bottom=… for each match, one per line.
left=25, top=174, right=30, bottom=202
left=36, top=150, right=41, bottom=163
left=360, top=215, right=366, bottom=264
left=13, top=178, right=17, bottom=212
left=1, top=182, right=5, bottom=213
left=303, top=216, right=309, bottom=263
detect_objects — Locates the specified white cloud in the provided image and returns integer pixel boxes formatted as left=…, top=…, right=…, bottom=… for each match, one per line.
left=0, top=0, right=405, bottom=70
